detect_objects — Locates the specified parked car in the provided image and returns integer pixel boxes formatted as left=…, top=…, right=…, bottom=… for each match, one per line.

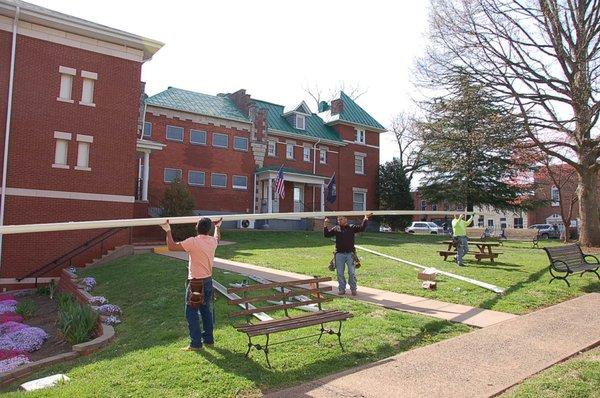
left=529, top=224, right=560, bottom=239
left=379, top=225, right=392, bottom=232
left=405, top=222, right=441, bottom=234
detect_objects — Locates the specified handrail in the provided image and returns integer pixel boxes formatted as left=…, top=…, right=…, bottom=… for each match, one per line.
left=17, top=227, right=123, bottom=282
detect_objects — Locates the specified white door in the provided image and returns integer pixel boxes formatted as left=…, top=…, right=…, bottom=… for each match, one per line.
left=294, top=184, right=304, bottom=212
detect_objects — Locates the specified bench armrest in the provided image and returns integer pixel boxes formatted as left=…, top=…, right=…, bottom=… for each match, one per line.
left=584, top=254, right=600, bottom=264
left=551, top=259, right=572, bottom=273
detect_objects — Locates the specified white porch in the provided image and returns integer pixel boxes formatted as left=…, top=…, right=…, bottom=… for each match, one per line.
left=136, top=139, right=166, bottom=202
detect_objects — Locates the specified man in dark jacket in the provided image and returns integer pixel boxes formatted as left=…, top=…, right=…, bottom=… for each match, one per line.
left=324, top=213, right=372, bottom=295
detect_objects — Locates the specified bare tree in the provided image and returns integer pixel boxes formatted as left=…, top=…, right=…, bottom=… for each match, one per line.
left=303, top=82, right=367, bottom=110
left=390, top=112, right=426, bottom=184
left=419, top=0, right=600, bottom=246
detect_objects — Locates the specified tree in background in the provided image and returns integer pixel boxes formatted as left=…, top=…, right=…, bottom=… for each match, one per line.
left=417, top=75, right=530, bottom=211
left=160, top=178, right=196, bottom=241
left=419, top=0, right=600, bottom=246
left=377, top=159, right=414, bottom=230
left=390, top=112, right=427, bottom=185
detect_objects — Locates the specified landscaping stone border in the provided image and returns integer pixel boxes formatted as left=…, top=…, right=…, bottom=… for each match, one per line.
left=0, top=269, right=116, bottom=387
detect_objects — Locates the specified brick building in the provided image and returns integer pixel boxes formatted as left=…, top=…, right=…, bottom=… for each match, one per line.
left=0, top=0, right=162, bottom=285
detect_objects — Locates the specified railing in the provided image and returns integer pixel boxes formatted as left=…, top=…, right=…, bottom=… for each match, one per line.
left=135, top=178, right=143, bottom=201
left=17, top=227, right=125, bottom=284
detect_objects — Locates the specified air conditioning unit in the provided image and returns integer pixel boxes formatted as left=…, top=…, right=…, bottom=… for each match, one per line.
left=237, top=219, right=255, bottom=229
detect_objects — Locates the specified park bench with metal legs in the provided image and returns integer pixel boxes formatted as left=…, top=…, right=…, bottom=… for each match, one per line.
left=227, top=276, right=352, bottom=368
left=544, top=244, right=600, bottom=287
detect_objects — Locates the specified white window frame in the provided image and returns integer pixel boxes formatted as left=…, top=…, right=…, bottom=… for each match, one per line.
left=232, top=175, right=248, bottom=190
left=303, top=146, right=311, bottom=162
left=190, top=129, right=207, bottom=145
left=296, top=114, right=306, bottom=130
left=352, top=188, right=367, bottom=211
left=234, top=136, right=249, bottom=152
left=166, top=125, right=184, bottom=142
left=53, top=131, right=71, bottom=169
left=268, top=140, right=277, bottom=157
left=57, top=66, right=75, bottom=103
left=163, top=168, right=182, bottom=183
left=79, top=70, right=97, bottom=107
left=211, top=173, right=228, bottom=188
left=212, top=133, right=229, bottom=148
left=354, top=153, right=365, bottom=175
left=319, top=147, right=327, bottom=164
left=355, top=128, right=365, bottom=144
left=188, top=170, right=206, bottom=186
left=143, top=122, right=152, bottom=138
left=550, top=186, right=560, bottom=206
left=286, top=141, right=295, bottom=160
left=420, top=200, right=427, bottom=211
left=75, top=134, right=93, bottom=171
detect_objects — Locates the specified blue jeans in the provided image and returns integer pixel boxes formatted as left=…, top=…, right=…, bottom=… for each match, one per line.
left=335, top=252, right=356, bottom=292
left=185, top=278, right=214, bottom=348
left=455, top=236, right=469, bottom=265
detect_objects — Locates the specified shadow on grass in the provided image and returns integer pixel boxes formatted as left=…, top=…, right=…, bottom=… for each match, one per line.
left=477, top=266, right=549, bottom=310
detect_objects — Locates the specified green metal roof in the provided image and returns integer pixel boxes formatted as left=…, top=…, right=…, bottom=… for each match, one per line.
left=335, top=92, right=386, bottom=131
left=253, top=100, right=343, bottom=143
left=255, top=165, right=328, bottom=178
left=145, top=87, right=251, bottom=123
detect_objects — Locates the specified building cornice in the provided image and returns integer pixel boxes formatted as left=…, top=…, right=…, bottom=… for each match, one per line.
left=146, top=105, right=253, bottom=132
left=267, top=128, right=345, bottom=147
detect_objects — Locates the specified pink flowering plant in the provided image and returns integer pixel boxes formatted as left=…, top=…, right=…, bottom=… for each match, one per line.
left=89, top=296, right=108, bottom=306
left=0, top=354, right=30, bottom=373
left=81, top=277, right=96, bottom=291
left=96, top=304, right=121, bottom=315
left=0, top=326, right=48, bottom=352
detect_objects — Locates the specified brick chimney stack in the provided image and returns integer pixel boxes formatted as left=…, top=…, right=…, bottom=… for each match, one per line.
left=227, top=89, right=252, bottom=116
left=331, top=98, right=344, bottom=115
left=254, top=108, right=268, bottom=142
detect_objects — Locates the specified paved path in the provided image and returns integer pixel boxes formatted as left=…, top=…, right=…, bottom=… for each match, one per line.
left=158, top=252, right=517, bottom=328
left=266, top=293, right=600, bottom=398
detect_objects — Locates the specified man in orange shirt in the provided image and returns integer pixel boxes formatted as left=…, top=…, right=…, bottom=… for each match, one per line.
left=161, top=217, right=222, bottom=351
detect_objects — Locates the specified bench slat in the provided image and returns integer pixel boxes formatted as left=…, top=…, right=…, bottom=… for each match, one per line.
left=241, top=311, right=352, bottom=336
left=230, top=298, right=332, bottom=318
left=228, top=286, right=333, bottom=305
left=235, top=309, right=339, bottom=330
left=227, top=277, right=332, bottom=293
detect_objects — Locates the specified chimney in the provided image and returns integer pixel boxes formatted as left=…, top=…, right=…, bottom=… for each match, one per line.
left=227, top=89, right=252, bottom=116
left=254, top=108, right=268, bottom=142
left=331, top=98, right=344, bottom=115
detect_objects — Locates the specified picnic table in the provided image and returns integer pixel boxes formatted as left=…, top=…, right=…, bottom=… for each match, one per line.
left=439, top=240, right=503, bottom=262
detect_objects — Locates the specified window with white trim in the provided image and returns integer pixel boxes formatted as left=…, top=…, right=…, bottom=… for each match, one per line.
left=353, top=191, right=366, bottom=211
left=166, top=125, right=184, bottom=142
left=143, top=122, right=152, bottom=138
left=234, top=136, right=249, bottom=151
left=188, top=170, right=205, bottom=186
left=211, top=173, right=227, bottom=188
left=432, top=203, right=437, bottom=211
left=296, top=115, right=306, bottom=130
left=268, top=140, right=277, bottom=156
left=232, top=175, right=248, bottom=190
left=57, top=66, right=75, bottom=102
left=355, top=129, right=365, bottom=144
left=190, top=130, right=206, bottom=145
left=164, top=168, right=182, bottom=183
left=213, top=133, right=228, bottom=148
left=53, top=131, right=71, bottom=169
left=319, top=148, right=327, bottom=164
left=80, top=70, right=97, bottom=106
left=488, top=219, right=495, bottom=227
left=303, top=146, right=311, bottom=162
left=75, top=134, right=93, bottom=171
left=551, top=186, right=560, bottom=206
left=286, top=142, right=294, bottom=159
left=354, top=154, right=365, bottom=174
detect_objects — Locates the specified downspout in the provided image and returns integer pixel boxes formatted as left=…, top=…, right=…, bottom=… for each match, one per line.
left=252, top=173, right=257, bottom=214
left=0, top=6, right=20, bottom=274
left=139, top=101, right=147, bottom=140
left=312, top=139, right=321, bottom=211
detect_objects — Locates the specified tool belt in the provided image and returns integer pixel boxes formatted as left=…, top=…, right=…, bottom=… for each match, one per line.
left=328, top=250, right=361, bottom=270
left=187, top=278, right=209, bottom=308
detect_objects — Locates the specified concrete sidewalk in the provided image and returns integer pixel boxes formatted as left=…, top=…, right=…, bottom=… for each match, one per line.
left=266, top=293, right=600, bottom=398
left=158, top=252, right=517, bottom=328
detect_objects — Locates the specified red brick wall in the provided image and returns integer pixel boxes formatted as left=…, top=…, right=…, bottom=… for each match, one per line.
left=0, top=30, right=11, bottom=179
left=144, top=113, right=255, bottom=213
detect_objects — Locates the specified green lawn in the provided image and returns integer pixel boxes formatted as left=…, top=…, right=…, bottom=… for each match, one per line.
left=3, top=254, right=469, bottom=397
left=216, top=231, right=600, bottom=314
left=502, top=347, right=600, bottom=398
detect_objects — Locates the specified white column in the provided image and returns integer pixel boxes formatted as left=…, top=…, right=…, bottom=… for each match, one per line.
left=142, top=150, right=150, bottom=202
left=320, top=184, right=325, bottom=212
left=267, top=178, right=273, bottom=213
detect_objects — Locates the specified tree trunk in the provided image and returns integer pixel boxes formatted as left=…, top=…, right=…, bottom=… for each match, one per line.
left=577, top=169, right=600, bottom=246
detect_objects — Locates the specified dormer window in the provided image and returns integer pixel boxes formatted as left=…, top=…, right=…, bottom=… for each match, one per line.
left=296, top=114, right=306, bottom=130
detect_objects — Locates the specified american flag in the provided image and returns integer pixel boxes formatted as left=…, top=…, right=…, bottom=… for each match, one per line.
left=275, top=165, right=285, bottom=199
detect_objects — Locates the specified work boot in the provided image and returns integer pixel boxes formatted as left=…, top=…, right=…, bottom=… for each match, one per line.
left=338, top=290, right=346, bottom=295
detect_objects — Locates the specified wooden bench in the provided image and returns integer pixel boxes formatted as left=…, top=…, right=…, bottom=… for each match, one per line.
left=227, top=276, right=351, bottom=368
left=544, top=244, right=600, bottom=286
left=502, top=228, right=539, bottom=248
left=438, top=251, right=503, bottom=262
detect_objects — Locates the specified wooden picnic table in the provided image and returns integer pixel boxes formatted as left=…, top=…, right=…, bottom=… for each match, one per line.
left=440, top=240, right=502, bottom=263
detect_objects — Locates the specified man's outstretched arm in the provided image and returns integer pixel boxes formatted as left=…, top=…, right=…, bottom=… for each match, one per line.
left=323, top=217, right=335, bottom=237
left=213, top=218, right=222, bottom=242
left=160, top=221, right=185, bottom=251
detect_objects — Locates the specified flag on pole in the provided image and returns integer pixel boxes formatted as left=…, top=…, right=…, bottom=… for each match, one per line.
left=275, top=165, right=285, bottom=199
left=326, top=173, right=336, bottom=203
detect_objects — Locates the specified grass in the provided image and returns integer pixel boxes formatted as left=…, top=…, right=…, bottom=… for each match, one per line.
left=3, top=253, right=469, bottom=397
left=216, top=230, right=600, bottom=314
left=502, top=347, right=600, bottom=398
